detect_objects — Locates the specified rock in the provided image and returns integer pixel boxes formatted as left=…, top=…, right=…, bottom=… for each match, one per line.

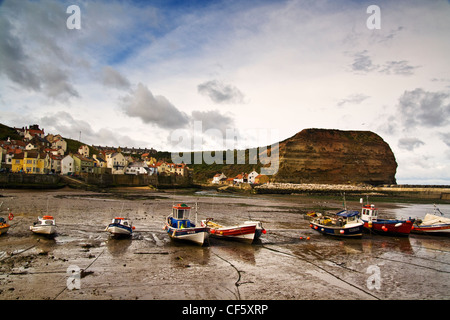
left=270, top=128, right=397, bottom=185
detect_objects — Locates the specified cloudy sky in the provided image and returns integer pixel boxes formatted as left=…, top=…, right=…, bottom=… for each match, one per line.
left=0, top=0, right=449, bottom=184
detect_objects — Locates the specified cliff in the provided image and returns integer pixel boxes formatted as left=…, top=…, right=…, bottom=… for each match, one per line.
left=271, top=128, right=397, bottom=185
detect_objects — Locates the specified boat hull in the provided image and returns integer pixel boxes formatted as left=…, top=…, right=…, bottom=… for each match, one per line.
left=106, top=224, right=133, bottom=237
left=210, top=224, right=256, bottom=243
left=30, top=225, right=56, bottom=235
left=0, top=224, right=10, bottom=235
left=411, top=224, right=450, bottom=235
left=363, top=219, right=414, bottom=236
left=165, top=225, right=209, bottom=246
left=310, top=221, right=363, bottom=237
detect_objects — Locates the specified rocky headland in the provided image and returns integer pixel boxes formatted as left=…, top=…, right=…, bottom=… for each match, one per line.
left=270, top=128, right=397, bottom=185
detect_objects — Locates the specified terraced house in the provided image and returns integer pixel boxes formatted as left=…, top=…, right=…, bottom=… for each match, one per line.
left=12, top=151, right=45, bottom=173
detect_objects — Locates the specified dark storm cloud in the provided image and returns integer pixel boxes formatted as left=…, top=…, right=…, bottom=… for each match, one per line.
left=0, top=0, right=80, bottom=101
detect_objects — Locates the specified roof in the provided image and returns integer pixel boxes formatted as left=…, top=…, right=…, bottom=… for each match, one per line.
left=336, top=210, right=360, bottom=218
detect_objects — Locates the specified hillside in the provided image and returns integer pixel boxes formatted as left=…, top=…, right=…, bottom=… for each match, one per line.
left=272, top=128, right=397, bottom=185
left=189, top=128, right=397, bottom=185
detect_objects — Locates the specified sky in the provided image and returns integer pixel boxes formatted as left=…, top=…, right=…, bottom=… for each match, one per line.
left=0, top=0, right=449, bottom=184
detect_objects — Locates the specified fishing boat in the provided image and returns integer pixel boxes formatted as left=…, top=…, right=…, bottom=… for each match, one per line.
left=0, top=217, right=10, bottom=235
left=201, top=218, right=258, bottom=243
left=310, top=210, right=364, bottom=237
left=0, top=203, right=13, bottom=235
left=360, top=202, right=414, bottom=236
left=412, top=205, right=450, bottom=235
left=105, top=217, right=135, bottom=237
left=164, top=203, right=209, bottom=246
left=244, top=220, right=266, bottom=240
left=30, top=215, right=56, bottom=236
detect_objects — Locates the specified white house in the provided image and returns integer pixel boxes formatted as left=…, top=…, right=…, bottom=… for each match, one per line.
left=212, top=173, right=226, bottom=184
left=61, top=155, right=74, bottom=175
left=233, top=173, right=248, bottom=184
left=125, top=162, right=150, bottom=175
left=106, top=152, right=127, bottom=174
left=247, top=170, right=259, bottom=184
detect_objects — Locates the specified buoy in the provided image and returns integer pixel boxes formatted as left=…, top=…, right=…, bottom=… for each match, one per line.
left=394, top=223, right=402, bottom=228
left=262, top=229, right=267, bottom=234
left=321, top=228, right=324, bottom=232
left=306, top=236, right=310, bottom=240
left=299, top=236, right=303, bottom=240
left=309, top=224, right=313, bottom=228
left=340, top=230, right=345, bottom=234
left=314, top=226, right=318, bottom=230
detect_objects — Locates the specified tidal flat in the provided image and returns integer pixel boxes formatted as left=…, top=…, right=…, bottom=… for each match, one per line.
left=0, top=187, right=449, bottom=300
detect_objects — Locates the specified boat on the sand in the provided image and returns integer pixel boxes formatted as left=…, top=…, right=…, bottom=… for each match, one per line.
left=164, top=203, right=209, bottom=246
left=0, top=217, right=10, bottom=235
left=360, top=202, right=414, bottom=236
left=30, top=215, right=56, bottom=236
left=0, top=202, right=13, bottom=235
left=201, top=218, right=258, bottom=243
left=412, top=205, right=450, bottom=235
left=105, top=217, right=135, bottom=237
left=310, top=210, right=364, bottom=237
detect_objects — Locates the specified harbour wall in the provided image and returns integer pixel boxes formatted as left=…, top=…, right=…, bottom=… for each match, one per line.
left=0, top=173, right=192, bottom=189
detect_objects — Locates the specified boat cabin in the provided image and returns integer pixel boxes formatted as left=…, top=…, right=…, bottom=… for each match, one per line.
left=34, top=215, right=56, bottom=226
left=169, top=203, right=194, bottom=228
left=335, top=210, right=361, bottom=225
left=361, top=204, right=378, bottom=222
left=111, top=217, right=130, bottom=226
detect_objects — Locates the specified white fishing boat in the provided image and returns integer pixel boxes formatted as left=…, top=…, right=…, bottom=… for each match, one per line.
left=105, top=217, right=134, bottom=237
left=413, top=205, right=450, bottom=235
left=164, top=203, right=209, bottom=246
left=30, top=215, right=56, bottom=236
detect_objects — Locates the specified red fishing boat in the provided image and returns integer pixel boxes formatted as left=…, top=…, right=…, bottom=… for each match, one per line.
left=360, top=202, right=414, bottom=236
left=201, top=218, right=263, bottom=243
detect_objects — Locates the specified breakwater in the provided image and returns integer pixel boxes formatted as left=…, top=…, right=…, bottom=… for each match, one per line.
left=254, top=182, right=450, bottom=200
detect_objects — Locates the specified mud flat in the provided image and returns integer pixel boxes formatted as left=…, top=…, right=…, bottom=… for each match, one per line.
left=0, top=187, right=449, bottom=301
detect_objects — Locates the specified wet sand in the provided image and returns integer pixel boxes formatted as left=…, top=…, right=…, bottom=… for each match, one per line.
left=0, top=187, right=449, bottom=300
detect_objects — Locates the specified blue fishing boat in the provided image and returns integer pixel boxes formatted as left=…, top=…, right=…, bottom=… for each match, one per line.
left=106, top=217, right=134, bottom=237
left=164, top=203, right=209, bottom=246
left=310, top=210, right=364, bottom=237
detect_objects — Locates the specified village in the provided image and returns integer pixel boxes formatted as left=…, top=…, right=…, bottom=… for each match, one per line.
left=0, top=124, right=191, bottom=178
left=211, top=171, right=269, bottom=186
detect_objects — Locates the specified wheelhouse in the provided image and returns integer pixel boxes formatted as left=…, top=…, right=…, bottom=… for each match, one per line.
left=361, top=204, right=378, bottom=222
